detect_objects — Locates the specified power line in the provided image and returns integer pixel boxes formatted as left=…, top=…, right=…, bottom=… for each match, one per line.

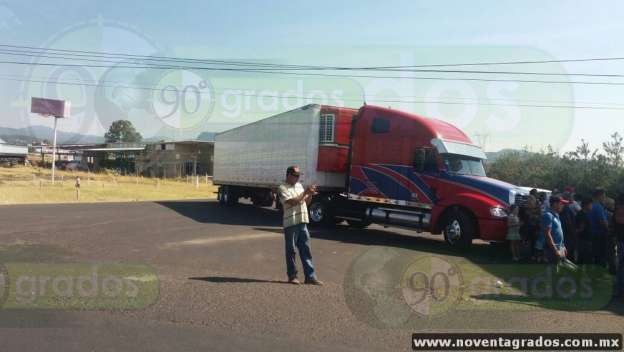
left=7, top=75, right=624, bottom=111
left=0, top=44, right=322, bottom=69
left=3, top=43, right=624, bottom=70
left=5, top=72, right=624, bottom=107
left=363, top=57, right=624, bottom=69
left=2, top=47, right=624, bottom=78
left=5, top=59, right=624, bottom=86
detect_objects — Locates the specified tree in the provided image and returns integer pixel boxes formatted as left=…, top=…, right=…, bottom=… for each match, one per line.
left=105, top=120, right=142, bottom=143
left=486, top=136, right=624, bottom=198
left=603, top=132, right=624, bottom=168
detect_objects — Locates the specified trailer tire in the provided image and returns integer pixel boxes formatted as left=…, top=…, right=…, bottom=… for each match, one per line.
left=217, top=187, right=225, bottom=205
left=442, top=209, right=474, bottom=248
left=308, top=196, right=335, bottom=227
left=220, top=186, right=238, bottom=206
left=252, top=191, right=274, bottom=207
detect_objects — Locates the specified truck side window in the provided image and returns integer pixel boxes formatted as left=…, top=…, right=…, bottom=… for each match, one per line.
left=319, top=114, right=335, bottom=144
left=413, top=149, right=425, bottom=171
left=413, top=148, right=437, bottom=172
left=424, top=148, right=438, bottom=171
left=371, top=117, right=390, bottom=134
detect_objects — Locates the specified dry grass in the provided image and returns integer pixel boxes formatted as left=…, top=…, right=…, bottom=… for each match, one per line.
left=0, top=166, right=217, bottom=205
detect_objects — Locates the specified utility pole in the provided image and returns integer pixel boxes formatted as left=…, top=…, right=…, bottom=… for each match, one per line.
left=51, top=116, right=58, bottom=183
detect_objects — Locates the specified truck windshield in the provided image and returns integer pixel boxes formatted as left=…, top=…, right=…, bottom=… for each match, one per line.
left=443, top=154, right=486, bottom=176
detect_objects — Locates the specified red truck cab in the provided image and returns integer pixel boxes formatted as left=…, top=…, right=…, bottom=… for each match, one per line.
left=324, top=105, right=527, bottom=247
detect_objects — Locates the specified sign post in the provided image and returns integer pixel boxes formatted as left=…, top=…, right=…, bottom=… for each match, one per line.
left=30, top=97, right=71, bottom=184
left=51, top=115, right=58, bottom=183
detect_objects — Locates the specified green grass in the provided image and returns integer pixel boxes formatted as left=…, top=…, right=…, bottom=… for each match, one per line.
left=0, top=166, right=217, bottom=205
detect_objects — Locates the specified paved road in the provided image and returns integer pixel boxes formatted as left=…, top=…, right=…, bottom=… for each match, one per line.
left=0, top=200, right=622, bottom=351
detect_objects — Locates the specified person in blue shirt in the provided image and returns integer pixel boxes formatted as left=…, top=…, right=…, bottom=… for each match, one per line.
left=590, top=188, right=609, bottom=266
left=535, top=196, right=566, bottom=263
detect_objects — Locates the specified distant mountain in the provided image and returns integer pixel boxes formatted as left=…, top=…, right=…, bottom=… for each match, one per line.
left=0, top=125, right=104, bottom=145
left=0, top=125, right=219, bottom=146
left=130, top=132, right=216, bottom=144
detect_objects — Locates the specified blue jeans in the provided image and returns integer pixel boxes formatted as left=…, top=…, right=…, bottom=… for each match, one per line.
left=284, top=223, right=316, bottom=280
left=616, top=240, right=624, bottom=296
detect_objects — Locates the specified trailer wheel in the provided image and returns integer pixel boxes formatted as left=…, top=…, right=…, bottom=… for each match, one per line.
left=217, top=187, right=226, bottom=205
left=308, top=196, right=335, bottom=227
left=220, top=186, right=238, bottom=206
left=252, top=191, right=274, bottom=207
left=443, top=209, right=474, bottom=248
left=346, top=219, right=371, bottom=229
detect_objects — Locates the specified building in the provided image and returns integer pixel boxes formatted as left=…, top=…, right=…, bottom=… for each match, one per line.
left=79, top=142, right=145, bottom=173
left=30, top=143, right=83, bottom=164
left=31, top=142, right=145, bottom=173
left=0, top=137, right=28, bottom=164
left=136, top=140, right=214, bottom=178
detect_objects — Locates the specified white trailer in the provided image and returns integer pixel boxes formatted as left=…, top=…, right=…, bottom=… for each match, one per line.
left=213, top=104, right=346, bottom=202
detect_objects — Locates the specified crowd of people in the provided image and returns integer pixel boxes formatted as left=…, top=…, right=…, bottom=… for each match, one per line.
left=506, top=187, right=624, bottom=299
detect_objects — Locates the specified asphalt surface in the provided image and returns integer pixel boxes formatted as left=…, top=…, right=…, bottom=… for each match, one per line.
left=0, top=200, right=622, bottom=351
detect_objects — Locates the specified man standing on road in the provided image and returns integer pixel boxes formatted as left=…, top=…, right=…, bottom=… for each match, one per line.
left=278, top=166, right=323, bottom=285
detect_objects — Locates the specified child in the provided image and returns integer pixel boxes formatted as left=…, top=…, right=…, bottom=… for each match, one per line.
left=507, top=204, right=522, bottom=261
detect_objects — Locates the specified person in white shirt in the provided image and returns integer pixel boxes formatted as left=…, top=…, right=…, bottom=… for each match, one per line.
left=278, top=166, right=323, bottom=285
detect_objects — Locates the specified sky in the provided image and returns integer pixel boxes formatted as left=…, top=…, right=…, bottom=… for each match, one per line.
left=0, top=0, right=623, bottom=152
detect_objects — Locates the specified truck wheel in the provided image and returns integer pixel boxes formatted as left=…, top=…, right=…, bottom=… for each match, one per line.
left=251, top=196, right=262, bottom=207
left=443, top=210, right=474, bottom=248
left=252, top=191, right=274, bottom=207
left=217, top=187, right=226, bottom=205
left=308, top=197, right=335, bottom=227
left=346, top=219, right=371, bottom=229
left=221, top=186, right=238, bottom=206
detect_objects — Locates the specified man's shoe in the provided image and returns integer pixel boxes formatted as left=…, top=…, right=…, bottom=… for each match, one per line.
left=288, top=278, right=301, bottom=285
left=304, top=278, right=324, bottom=286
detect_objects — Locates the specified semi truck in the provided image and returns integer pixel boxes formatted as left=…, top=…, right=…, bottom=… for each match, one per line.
left=213, top=104, right=528, bottom=247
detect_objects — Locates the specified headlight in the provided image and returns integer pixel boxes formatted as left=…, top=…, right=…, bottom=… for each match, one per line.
left=490, top=206, right=508, bottom=218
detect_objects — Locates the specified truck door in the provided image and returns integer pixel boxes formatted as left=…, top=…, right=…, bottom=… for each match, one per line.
left=348, top=112, right=435, bottom=208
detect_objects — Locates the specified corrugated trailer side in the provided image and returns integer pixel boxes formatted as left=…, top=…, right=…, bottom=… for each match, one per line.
left=213, top=104, right=345, bottom=190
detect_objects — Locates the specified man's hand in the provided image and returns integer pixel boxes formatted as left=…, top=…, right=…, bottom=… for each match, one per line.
left=306, top=184, right=318, bottom=195
left=285, top=184, right=318, bottom=206
left=303, top=184, right=317, bottom=205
